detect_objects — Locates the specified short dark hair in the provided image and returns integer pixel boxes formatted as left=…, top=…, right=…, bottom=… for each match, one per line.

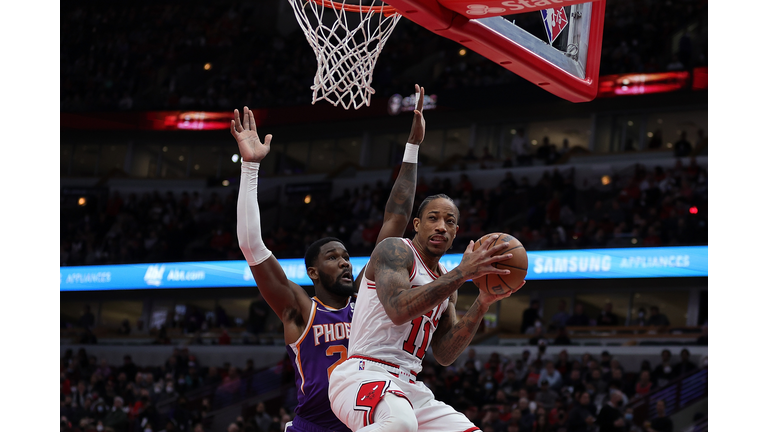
left=304, top=237, right=344, bottom=269
left=416, top=194, right=459, bottom=221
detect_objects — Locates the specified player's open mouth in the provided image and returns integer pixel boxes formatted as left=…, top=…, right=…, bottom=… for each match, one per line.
left=429, top=235, right=447, bottom=245
left=340, top=271, right=352, bottom=283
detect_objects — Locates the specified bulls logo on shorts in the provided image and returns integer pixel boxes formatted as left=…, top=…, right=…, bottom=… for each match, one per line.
left=354, top=380, right=390, bottom=426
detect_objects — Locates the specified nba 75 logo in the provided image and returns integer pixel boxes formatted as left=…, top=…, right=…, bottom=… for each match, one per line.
left=541, top=7, right=568, bottom=45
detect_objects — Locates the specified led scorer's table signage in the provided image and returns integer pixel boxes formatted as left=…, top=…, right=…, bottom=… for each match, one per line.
left=60, top=246, right=707, bottom=291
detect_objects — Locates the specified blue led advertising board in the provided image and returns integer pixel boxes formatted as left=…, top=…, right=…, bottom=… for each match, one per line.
left=60, top=246, right=707, bottom=291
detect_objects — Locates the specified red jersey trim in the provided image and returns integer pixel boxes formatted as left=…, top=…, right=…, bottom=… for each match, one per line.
left=350, top=355, right=418, bottom=377
left=405, top=239, right=440, bottom=280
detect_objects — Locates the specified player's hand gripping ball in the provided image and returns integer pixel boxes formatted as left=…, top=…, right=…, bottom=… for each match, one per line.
left=472, top=232, right=528, bottom=295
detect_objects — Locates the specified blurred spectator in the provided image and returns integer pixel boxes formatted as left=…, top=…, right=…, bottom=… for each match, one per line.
left=624, top=406, right=642, bottom=432
left=596, top=391, right=625, bottom=432
left=566, top=303, right=591, bottom=327
left=119, top=355, right=138, bottom=381
left=651, top=350, right=675, bottom=387
left=634, top=371, right=653, bottom=399
left=103, top=396, right=128, bottom=432
left=511, top=130, right=533, bottom=167
left=567, top=392, right=596, bottom=432
left=672, top=349, right=698, bottom=378
left=521, top=300, right=541, bottom=334
left=253, top=402, right=273, bottom=432
left=118, top=319, right=131, bottom=335
left=549, top=300, right=570, bottom=330
left=673, top=132, right=692, bottom=158
left=517, top=398, right=536, bottom=432
left=644, top=400, right=673, bottom=432
left=467, top=348, right=484, bottom=372
left=630, top=308, right=648, bottom=326
left=79, top=305, right=96, bottom=329
left=538, top=361, right=563, bottom=391
left=527, top=320, right=546, bottom=346
left=597, top=302, right=619, bottom=326
left=481, top=406, right=506, bottom=432
left=648, top=130, right=663, bottom=150
left=646, top=307, right=670, bottom=327
left=535, top=379, right=559, bottom=411
left=499, top=367, right=521, bottom=400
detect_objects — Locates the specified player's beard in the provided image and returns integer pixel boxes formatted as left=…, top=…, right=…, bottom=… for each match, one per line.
left=320, top=271, right=356, bottom=297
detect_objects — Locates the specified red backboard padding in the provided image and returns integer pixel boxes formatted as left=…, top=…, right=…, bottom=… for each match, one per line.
left=385, top=0, right=605, bottom=102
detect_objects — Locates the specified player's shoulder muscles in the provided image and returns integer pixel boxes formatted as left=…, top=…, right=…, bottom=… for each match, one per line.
left=250, top=255, right=311, bottom=324
left=367, top=237, right=413, bottom=282
left=368, top=238, right=413, bottom=312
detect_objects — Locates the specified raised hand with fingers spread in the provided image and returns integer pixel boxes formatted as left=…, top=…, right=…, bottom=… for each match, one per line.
left=230, top=107, right=272, bottom=163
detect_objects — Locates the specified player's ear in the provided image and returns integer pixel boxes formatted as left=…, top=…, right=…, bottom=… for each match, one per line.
left=307, top=266, right=319, bottom=281
left=413, top=217, right=420, bottom=233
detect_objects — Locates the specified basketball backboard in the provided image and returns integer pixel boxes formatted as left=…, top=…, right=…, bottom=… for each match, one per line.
left=384, top=0, right=606, bottom=102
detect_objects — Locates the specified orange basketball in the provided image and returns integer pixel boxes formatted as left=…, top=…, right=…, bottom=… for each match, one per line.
left=471, top=232, right=528, bottom=295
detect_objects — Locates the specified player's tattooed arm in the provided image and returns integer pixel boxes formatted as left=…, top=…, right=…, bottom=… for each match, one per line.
left=370, top=235, right=515, bottom=326
left=374, top=85, right=425, bottom=243
left=371, top=238, right=467, bottom=326
left=432, top=282, right=519, bottom=365
left=355, top=85, right=425, bottom=291
left=431, top=293, right=489, bottom=366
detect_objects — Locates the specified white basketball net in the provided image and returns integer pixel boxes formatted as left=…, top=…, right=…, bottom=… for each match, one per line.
left=288, top=0, right=402, bottom=110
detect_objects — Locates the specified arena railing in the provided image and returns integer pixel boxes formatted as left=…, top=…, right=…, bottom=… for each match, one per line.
left=626, top=368, right=708, bottom=427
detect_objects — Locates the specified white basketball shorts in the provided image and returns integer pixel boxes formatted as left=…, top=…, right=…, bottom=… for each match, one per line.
left=328, top=357, right=480, bottom=432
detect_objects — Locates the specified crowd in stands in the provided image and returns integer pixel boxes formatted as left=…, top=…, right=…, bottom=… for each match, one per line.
left=60, top=347, right=292, bottom=432
left=60, top=345, right=706, bottom=432
left=60, top=0, right=707, bottom=113
left=60, top=157, right=707, bottom=266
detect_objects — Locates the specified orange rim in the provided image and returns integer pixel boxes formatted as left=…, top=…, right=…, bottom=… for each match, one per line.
left=307, top=0, right=399, bottom=16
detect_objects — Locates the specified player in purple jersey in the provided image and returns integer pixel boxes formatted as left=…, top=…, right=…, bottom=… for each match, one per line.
left=232, top=85, right=426, bottom=432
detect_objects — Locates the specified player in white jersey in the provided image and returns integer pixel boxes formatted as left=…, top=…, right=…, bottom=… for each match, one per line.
left=328, top=194, right=526, bottom=432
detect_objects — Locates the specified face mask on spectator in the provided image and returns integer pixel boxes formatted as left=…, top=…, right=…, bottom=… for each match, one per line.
left=663, top=365, right=672, bottom=374
left=166, top=386, right=174, bottom=393
left=485, top=382, right=493, bottom=390
left=97, top=425, right=104, bottom=431
left=625, top=413, right=633, bottom=421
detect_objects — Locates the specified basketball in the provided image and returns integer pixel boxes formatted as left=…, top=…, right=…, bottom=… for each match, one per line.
left=472, top=232, right=528, bottom=296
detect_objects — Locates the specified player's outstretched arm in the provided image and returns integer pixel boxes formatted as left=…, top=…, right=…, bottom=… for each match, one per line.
left=430, top=280, right=525, bottom=366
left=233, top=107, right=311, bottom=337
left=369, top=235, right=515, bottom=326
left=355, top=85, right=426, bottom=290
left=377, top=84, right=425, bottom=243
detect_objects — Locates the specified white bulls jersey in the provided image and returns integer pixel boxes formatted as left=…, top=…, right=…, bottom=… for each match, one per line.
left=348, top=238, right=450, bottom=374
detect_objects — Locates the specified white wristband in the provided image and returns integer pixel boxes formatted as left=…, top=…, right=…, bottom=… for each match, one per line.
left=403, top=143, right=419, bottom=164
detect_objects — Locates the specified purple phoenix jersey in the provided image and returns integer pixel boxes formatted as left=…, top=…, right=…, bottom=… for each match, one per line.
left=286, top=296, right=355, bottom=432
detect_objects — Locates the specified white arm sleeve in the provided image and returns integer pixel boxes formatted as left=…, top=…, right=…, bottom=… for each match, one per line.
left=237, top=161, right=273, bottom=266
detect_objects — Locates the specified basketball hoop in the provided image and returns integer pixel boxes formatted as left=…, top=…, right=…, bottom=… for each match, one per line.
left=288, top=0, right=402, bottom=110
